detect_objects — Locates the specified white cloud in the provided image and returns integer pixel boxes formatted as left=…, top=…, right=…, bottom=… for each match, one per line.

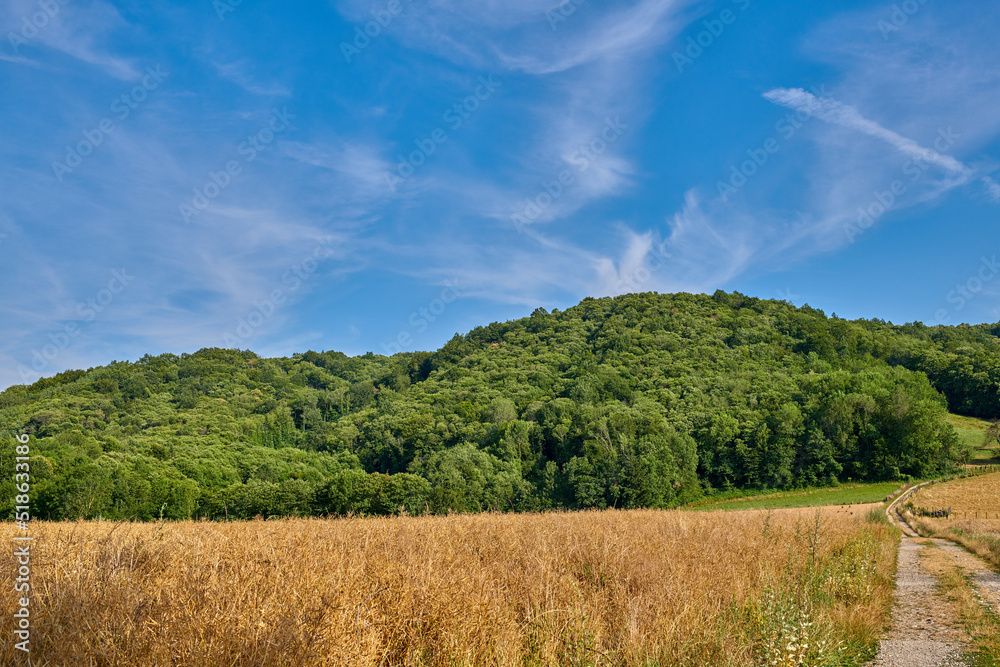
left=213, top=60, right=292, bottom=97
left=318, top=0, right=700, bottom=315
left=763, top=87, right=970, bottom=175
left=593, top=229, right=656, bottom=295
left=334, top=0, right=690, bottom=227
left=0, top=0, right=137, bottom=79
left=0, top=51, right=34, bottom=65
left=334, top=0, right=693, bottom=75
left=632, top=5, right=1000, bottom=290
left=282, top=141, right=389, bottom=195
left=497, top=0, right=694, bottom=75
left=982, top=175, right=1000, bottom=202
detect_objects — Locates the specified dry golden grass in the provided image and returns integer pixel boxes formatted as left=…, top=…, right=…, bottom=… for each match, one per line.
left=909, top=473, right=1000, bottom=570
left=908, top=515, right=1000, bottom=571
left=918, top=542, right=1000, bottom=662
left=912, top=472, right=1000, bottom=515
left=0, top=506, right=897, bottom=666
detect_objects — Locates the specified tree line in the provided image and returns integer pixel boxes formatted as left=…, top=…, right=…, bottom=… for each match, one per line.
left=1, top=290, right=993, bottom=520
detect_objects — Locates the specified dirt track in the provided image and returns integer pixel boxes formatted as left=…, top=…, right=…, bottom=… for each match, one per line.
left=868, top=483, right=998, bottom=666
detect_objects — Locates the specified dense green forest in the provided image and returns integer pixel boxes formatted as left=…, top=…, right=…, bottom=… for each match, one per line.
left=3, top=291, right=999, bottom=521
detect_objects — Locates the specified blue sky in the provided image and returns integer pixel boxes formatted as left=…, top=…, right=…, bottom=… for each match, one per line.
left=2, top=0, right=999, bottom=389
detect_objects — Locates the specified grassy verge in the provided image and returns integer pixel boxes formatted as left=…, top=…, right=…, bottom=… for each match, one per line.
left=930, top=552, right=1000, bottom=666
left=686, top=482, right=904, bottom=512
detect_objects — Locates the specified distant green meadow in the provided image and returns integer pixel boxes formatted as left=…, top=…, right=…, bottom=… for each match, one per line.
left=947, top=413, right=1000, bottom=463
left=684, top=482, right=903, bottom=512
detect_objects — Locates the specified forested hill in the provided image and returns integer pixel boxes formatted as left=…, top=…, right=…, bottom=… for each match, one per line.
left=3, top=290, right=999, bottom=521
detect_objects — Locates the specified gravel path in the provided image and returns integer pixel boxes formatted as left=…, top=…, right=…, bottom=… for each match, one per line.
left=868, top=536, right=969, bottom=667
left=867, top=483, right=978, bottom=667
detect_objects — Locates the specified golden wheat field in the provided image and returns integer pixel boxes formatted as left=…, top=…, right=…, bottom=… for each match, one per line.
left=912, top=472, right=1000, bottom=515
left=909, top=473, right=1000, bottom=569
left=0, top=506, right=896, bottom=666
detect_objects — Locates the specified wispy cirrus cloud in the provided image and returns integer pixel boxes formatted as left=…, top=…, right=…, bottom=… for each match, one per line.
left=1, top=0, right=136, bottom=79
left=335, top=0, right=694, bottom=74
left=326, top=0, right=696, bottom=303
left=763, top=86, right=1000, bottom=208
left=497, top=0, right=695, bottom=74
left=615, top=1, right=1000, bottom=302
left=282, top=140, right=389, bottom=195
left=762, top=87, right=970, bottom=175
left=213, top=60, right=292, bottom=97
left=9, top=0, right=1000, bottom=391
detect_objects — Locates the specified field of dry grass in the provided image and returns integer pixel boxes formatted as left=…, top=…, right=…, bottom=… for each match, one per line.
left=912, top=472, right=1000, bottom=515
left=1, top=506, right=897, bottom=666
left=909, top=473, right=1000, bottom=570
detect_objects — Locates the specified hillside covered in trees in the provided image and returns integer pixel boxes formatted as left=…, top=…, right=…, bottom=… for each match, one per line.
left=3, top=291, right=999, bottom=521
